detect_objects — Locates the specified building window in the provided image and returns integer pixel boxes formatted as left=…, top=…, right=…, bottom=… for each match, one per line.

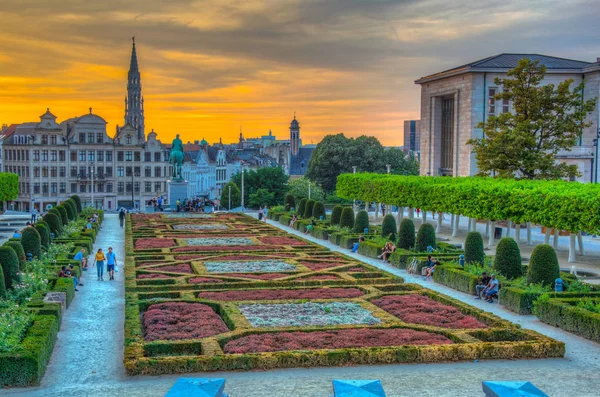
left=134, top=152, right=141, bottom=161
left=25, top=151, right=29, bottom=161
left=106, top=183, right=113, bottom=193
left=488, top=88, right=497, bottom=115
left=88, top=151, right=95, bottom=161
left=59, top=150, right=66, bottom=161
left=145, top=167, right=151, bottom=177
left=97, top=151, right=104, bottom=161
left=34, top=167, right=40, bottom=177
left=154, top=182, right=161, bottom=192
left=59, top=166, right=66, bottom=177
left=71, top=183, right=77, bottom=193
left=80, top=183, right=86, bottom=193
left=79, top=151, right=86, bottom=161
left=126, top=182, right=133, bottom=192
left=96, top=166, right=103, bottom=178
left=42, top=182, right=49, bottom=194
left=117, top=166, right=124, bottom=177
left=105, top=166, right=113, bottom=177
left=50, top=167, right=57, bottom=177
left=79, top=166, right=86, bottom=178
left=155, top=167, right=161, bottom=177
left=79, top=133, right=85, bottom=143
left=41, top=135, right=48, bottom=145
left=50, top=183, right=57, bottom=194
left=87, top=132, right=94, bottom=143
left=33, top=150, right=40, bottom=161
left=70, top=151, right=77, bottom=161
left=440, top=96, right=455, bottom=175
left=126, top=135, right=132, bottom=144
left=117, top=151, right=124, bottom=162
left=59, top=182, right=66, bottom=193
left=134, top=182, right=140, bottom=193
left=96, top=133, right=103, bottom=143
left=41, top=150, right=48, bottom=161
left=145, top=182, right=151, bottom=192
left=34, top=183, right=40, bottom=194
left=42, top=167, right=48, bottom=177
left=50, top=135, right=57, bottom=145
left=50, top=150, right=57, bottom=161
left=145, top=152, right=151, bottom=162
left=106, top=151, right=113, bottom=161
left=97, top=183, right=104, bottom=193
left=70, top=166, right=77, bottom=177
left=116, top=182, right=124, bottom=193
left=125, top=151, right=132, bottom=161
left=502, top=98, right=510, bottom=113
left=134, top=166, right=140, bottom=177
left=154, top=152, right=161, bottom=162
left=126, top=166, right=132, bottom=177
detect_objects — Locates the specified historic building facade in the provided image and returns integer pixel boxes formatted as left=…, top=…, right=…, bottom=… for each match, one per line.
left=415, top=53, right=600, bottom=181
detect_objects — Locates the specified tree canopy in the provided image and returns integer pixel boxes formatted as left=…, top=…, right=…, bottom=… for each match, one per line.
left=467, top=58, right=596, bottom=180
left=0, top=173, right=19, bottom=202
left=287, top=177, right=325, bottom=202
left=230, top=166, right=288, bottom=207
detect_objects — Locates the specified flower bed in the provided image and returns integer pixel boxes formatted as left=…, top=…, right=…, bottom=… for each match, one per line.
left=223, top=328, right=452, bottom=354
left=225, top=273, right=292, bottom=280
left=189, top=277, right=225, bottom=284
left=204, top=260, right=296, bottom=273
left=135, top=238, right=176, bottom=249
left=185, top=237, right=255, bottom=246
left=198, top=288, right=363, bottom=301
left=300, top=261, right=343, bottom=271
left=166, top=213, right=214, bottom=218
left=239, top=302, right=381, bottom=327
left=302, top=274, right=340, bottom=281
left=175, top=253, right=296, bottom=261
left=173, top=245, right=275, bottom=252
left=258, top=236, right=307, bottom=246
left=371, top=295, right=487, bottom=329
left=154, top=263, right=193, bottom=274
left=143, top=302, right=229, bottom=341
left=137, top=273, right=170, bottom=279
left=173, top=224, right=229, bottom=230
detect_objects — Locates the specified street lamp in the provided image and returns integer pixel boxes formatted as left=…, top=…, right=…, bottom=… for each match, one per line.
left=228, top=185, right=231, bottom=210
left=386, top=164, right=391, bottom=174
left=594, top=127, right=600, bottom=183
left=90, top=162, right=94, bottom=209
left=308, top=181, right=311, bottom=200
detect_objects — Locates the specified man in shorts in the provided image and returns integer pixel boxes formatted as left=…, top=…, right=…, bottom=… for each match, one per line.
left=106, top=247, right=118, bottom=281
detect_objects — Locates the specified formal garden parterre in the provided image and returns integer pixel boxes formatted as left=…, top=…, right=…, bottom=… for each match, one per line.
left=124, top=212, right=564, bottom=375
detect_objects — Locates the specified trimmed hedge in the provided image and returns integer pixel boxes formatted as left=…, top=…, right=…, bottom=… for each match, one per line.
left=21, top=227, right=42, bottom=260
left=285, top=194, right=295, bottom=211
left=353, top=210, right=369, bottom=233
left=5, top=240, right=26, bottom=270
left=297, top=199, right=307, bottom=218
left=64, top=198, right=78, bottom=216
left=35, top=222, right=51, bottom=249
left=56, top=206, right=68, bottom=226
left=415, top=223, right=436, bottom=252
left=0, top=265, right=5, bottom=298
left=51, top=277, right=76, bottom=307
left=340, top=207, right=354, bottom=229
left=527, top=244, right=560, bottom=286
left=381, top=214, right=396, bottom=241
left=494, top=238, right=522, bottom=279
left=464, top=232, right=484, bottom=265
left=357, top=240, right=383, bottom=258
left=535, top=297, right=600, bottom=342
left=312, top=201, right=325, bottom=220
left=433, top=264, right=478, bottom=295
left=304, top=200, right=315, bottom=219
left=63, top=200, right=75, bottom=221
left=331, top=206, right=343, bottom=225
left=397, top=218, right=415, bottom=250
left=48, top=208, right=64, bottom=228
left=71, top=194, right=82, bottom=212
left=499, top=287, right=541, bottom=315
left=43, top=212, right=62, bottom=236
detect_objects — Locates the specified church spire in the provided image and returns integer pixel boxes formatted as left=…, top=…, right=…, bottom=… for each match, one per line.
left=125, top=37, right=145, bottom=141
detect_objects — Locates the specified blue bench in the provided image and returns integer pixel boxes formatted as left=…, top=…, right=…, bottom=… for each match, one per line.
left=165, top=378, right=228, bottom=397
left=332, top=379, right=386, bottom=397
left=483, top=381, right=548, bottom=397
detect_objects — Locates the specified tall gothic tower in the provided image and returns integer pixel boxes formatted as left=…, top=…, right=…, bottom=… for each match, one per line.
left=124, top=37, right=145, bottom=141
left=290, top=112, right=300, bottom=155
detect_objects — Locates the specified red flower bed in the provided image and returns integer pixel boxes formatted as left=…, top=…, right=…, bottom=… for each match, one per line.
left=189, top=277, right=225, bottom=284
left=135, top=238, right=176, bottom=249
left=346, top=266, right=366, bottom=272
left=259, top=236, right=307, bottom=246
left=300, top=261, right=343, bottom=271
left=197, top=287, right=363, bottom=301
left=302, top=275, right=340, bottom=281
left=223, top=328, right=452, bottom=354
left=223, top=273, right=290, bottom=280
left=137, top=273, right=170, bottom=279
left=371, top=295, right=487, bottom=329
left=175, top=253, right=296, bottom=261
left=173, top=246, right=283, bottom=252
left=143, top=302, right=229, bottom=341
left=155, top=263, right=193, bottom=274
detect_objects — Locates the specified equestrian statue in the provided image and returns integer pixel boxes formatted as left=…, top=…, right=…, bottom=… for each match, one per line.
left=169, top=134, right=184, bottom=180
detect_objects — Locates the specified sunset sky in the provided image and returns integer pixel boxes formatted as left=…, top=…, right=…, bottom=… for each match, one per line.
left=1, top=0, right=599, bottom=146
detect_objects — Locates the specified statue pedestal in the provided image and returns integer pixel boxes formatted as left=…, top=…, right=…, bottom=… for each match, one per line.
left=168, top=179, right=188, bottom=209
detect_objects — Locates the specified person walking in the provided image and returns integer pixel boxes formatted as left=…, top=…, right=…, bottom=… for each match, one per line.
left=106, top=247, right=117, bottom=281
left=119, top=208, right=126, bottom=228
left=263, top=206, right=268, bottom=221
left=30, top=206, right=37, bottom=223
left=258, top=206, right=263, bottom=221
left=93, top=248, right=106, bottom=281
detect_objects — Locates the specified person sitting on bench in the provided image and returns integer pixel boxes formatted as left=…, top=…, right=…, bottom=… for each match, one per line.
left=475, top=272, right=491, bottom=299
left=424, top=260, right=439, bottom=280
left=378, top=241, right=395, bottom=262
left=352, top=235, right=365, bottom=253
left=482, top=274, right=499, bottom=303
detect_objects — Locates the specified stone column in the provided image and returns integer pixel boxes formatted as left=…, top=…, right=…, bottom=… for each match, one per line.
left=488, top=221, right=496, bottom=246
left=553, top=229, right=560, bottom=250
left=436, top=212, right=443, bottom=233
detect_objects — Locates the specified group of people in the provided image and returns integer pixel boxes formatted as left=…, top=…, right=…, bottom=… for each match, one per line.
left=257, top=206, right=269, bottom=221
left=421, top=255, right=440, bottom=280
left=148, top=197, right=164, bottom=211
left=92, top=247, right=118, bottom=281
left=304, top=219, right=317, bottom=234
left=288, top=214, right=298, bottom=228
left=378, top=241, right=396, bottom=262
left=475, top=272, right=499, bottom=303
left=174, top=197, right=215, bottom=213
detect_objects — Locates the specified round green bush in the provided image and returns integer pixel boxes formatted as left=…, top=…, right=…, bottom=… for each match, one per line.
left=415, top=223, right=436, bottom=252
left=56, top=205, right=68, bottom=226
left=21, top=227, right=42, bottom=260
left=49, top=208, right=64, bottom=227
left=494, top=237, right=522, bottom=279
left=4, top=241, right=25, bottom=270
left=397, top=218, right=416, bottom=250
left=65, top=198, right=78, bottom=215
left=297, top=199, right=307, bottom=218
left=464, top=231, right=485, bottom=265
left=353, top=210, right=369, bottom=233
left=71, top=194, right=82, bottom=212
left=312, top=202, right=325, bottom=220
left=35, top=222, right=51, bottom=249
left=0, top=265, right=6, bottom=298
left=63, top=200, right=75, bottom=221
left=285, top=194, right=295, bottom=211
left=381, top=214, right=397, bottom=241
left=527, top=244, right=560, bottom=286
left=0, top=245, right=20, bottom=290
left=331, top=206, right=343, bottom=225
left=43, top=212, right=62, bottom=236
left=340, top=207, right=355, bottom=229
left=304, top=200, right=315, bottom=219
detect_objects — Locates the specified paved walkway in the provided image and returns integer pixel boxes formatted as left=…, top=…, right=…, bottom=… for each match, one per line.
left=2, top=214, right=600, bottom=396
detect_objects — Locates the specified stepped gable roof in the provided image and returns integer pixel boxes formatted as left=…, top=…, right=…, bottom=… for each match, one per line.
left=416, top=53, right=593, bottom=84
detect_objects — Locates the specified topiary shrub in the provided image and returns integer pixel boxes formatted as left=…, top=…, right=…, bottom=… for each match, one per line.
left=304, top=200, right=315, bottom=219
left=49, top=208, right=64, bottom=227
left=353, top=210, right=369, bottom=233
left=340, top=207, right=355, bottom=229
left=63, top=200, right=75, bottom=221
left=0, top=265, right=5, bottom=298
left=494, top=237, right=522, bottom=279
left=312, top=202, right=325, bottom=220
left=35, top=222, right=51, bottom=249
left=0, top=245, right=20, bottom=290
left=21, top=227, right=42, bottom=260
left=381, top=214, right=397, bottom=241
left=285, top=194, right=295, bottom=211
left=397, top=218, right=415, bottom=250
left=56, top=205, right=68, bottom=226
left=527, top=244, right=560, bottom=286
left=65, top=198, right=78, bottom=215
left=43, top=212, right=62, bottom=236
left=331, top=206, right=343, bottom=225
left=415, top=223, right=436, bottom=252
left=4, top=241, right=25, bottom=270
left=297, top=199, right=307, bottom=218
left=71, top=194, right=82, bottom=212
left=464, top=231, right=485, bottom=265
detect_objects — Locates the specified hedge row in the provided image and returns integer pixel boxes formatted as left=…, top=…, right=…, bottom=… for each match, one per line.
left=534, top=297, right=600, bottom=342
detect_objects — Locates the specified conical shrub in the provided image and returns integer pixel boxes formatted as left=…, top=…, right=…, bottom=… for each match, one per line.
left=63, top=200, right=75, bottom=221
left=494, top=237, right=522, bottom=279
left=415, top=223, right=436, bottom=252
left=35, top=222, right=51, bottom=249
left=65, top=198, right=79, bottom=215
left=381, top=214, right=397, bottom=241
left=527, top=244, right=560, bottom=286
left=49, top=208, right=64, bottom=227
left=71, top=194, right=82, bottom=212
left=340, top=207, right=355, bottom=229
left=331, top=206, right=343, bottom=225
left=21, top=227, right=42, bottom=260
left=304, top=200, right=315, bottom=219
left=0, top=266, right=6, bottom=298
left=285, top=194, right=295, bottom=211
left=297, top=199, right=307, bottom=218
left=4, top=241, right=25, bottom=270
left=464, top=231, right=485, bottom=265
left=312, top=202, right=325, bottom=220
left=56, top=205, right=68, bottom=226
left=43, top=212, right=62, bottom=236
left=397, top=218, right=415, bottom=250
left=353, top=210, right=369, bottom=233
left=0, top=245, right=20, bottom=290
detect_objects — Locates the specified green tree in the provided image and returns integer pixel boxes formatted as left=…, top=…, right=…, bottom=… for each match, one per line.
left=230, top=167, right=289, bottom=206
left=340, top=207, right=355, bottom=229
left=397, top=218, right=415, bottom=250
left=381, top=214, right=397, bottom=241
left=353, top=210, right=370, bottom=233
left=415, top=223, right=436, bottom=252
left=383, top=148, right=420, bottom=176
left=220, top=182, right=241, bottom=210
left=464, top=231, right=485, bottom=265
left=467, top=58, right=597, bottom=179
left=0, top=245, right=20, bottom=290
left=527, top=244, right=560, bottom=286
left=285, top=194, right=295, bottom=211
left=494, top=238, right=523, bottom=279
left=0, top=172, right=19, bottom=202
left=312, top=202, right=325, bottom=219
left=304, top=200, right=315, bottom=219
left=249, top=188, right=275, bottom=209
left=287, top=177, right=325, bottom=202
left=331, top=206, right=343, bottom=225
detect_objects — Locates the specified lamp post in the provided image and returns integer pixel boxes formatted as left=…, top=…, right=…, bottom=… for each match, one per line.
left=308, top=181, right=311, bottom=200
left=228, top=185, right=231, bottom=210
left=90, top=162, right=94, bottom=209
left=595, top=127, right=600, bottom=183
left=352, top=166, right=357, bottom=211
left=386, top=164, right=391, bottom=174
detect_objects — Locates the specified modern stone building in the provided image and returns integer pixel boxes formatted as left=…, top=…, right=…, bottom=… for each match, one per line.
left=2, top=39, right=171, bottom=211
left=403, top=120, right=421, bottom=154
left=415, top=54, right=600, bottom=181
